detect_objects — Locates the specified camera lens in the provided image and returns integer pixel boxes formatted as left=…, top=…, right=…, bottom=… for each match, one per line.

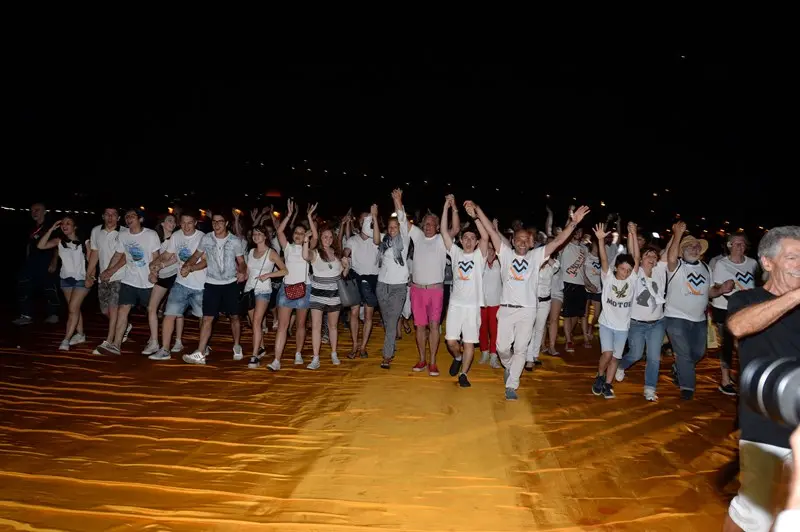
left=740, top=357, right=800, bottom=427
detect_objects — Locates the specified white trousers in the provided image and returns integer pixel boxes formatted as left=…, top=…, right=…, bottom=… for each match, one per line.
left=496, top=306, right=535, bottom=390
left=526, top=299, right=552, bottom=361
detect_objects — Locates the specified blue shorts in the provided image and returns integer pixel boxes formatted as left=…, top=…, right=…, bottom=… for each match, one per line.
left=165, top=282, right=203, bottom=318
left=599, top=324, right=629, bottom=359
left=61, top=277, right=88, bottom=290
left=254, top=292, right=272, bottom=303
left=277, top=283, right=311, bottom=309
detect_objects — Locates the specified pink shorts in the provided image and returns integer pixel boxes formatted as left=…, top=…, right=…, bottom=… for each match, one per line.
left=410, top=285, right=444, bottom=326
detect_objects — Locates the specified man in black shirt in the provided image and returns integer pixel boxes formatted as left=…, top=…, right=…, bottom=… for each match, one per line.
left=12, top=202, right=60, bottom=325
left=723, top=226, right=800, bottom=532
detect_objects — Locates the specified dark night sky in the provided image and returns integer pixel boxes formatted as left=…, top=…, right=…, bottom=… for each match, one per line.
left=6, top=50, right=790, bottom=235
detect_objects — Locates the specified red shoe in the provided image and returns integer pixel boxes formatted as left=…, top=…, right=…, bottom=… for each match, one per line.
left=565, top=341, right=575, bottom=353
left=428, top=363, right=440, bottom=376
left=412, top=360, right=427, bottom=372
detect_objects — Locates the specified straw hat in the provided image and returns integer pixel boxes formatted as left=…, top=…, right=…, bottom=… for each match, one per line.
left=680, top=235, right=709, bottom=256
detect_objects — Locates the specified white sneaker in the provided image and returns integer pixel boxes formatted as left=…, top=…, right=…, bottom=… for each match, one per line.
left=232, top=344, right=244, bottom=361
left=644, top=388, right=658, bottom=402
left=122, top=323, right=133, bottom=343
left=271, top=321, right=278, bottom=330
left=58, top=339, right=70, bottom=351
left=307, top=356, right=320, bottom=370
left=182, top=350, right=206, bottom=365
left=489, top=353, right=502, bottom=369
left=267, top=358, right=281, bottom=371
left=479, top=351, right=490, bottom=364
left=69, top=333, right=87, bottom=346
left=148, top=348, right=171, bottom=361
left=142, top=339, right=160, bottom=356
left=12, top=315, right=33, bottom=326
left=331, top=352, right=341, bottom=365
left=615, top=368, right=625, bottom=382
left=170, top=341, right=184, bottom=353
left=294, top=353, right=303, bottom=365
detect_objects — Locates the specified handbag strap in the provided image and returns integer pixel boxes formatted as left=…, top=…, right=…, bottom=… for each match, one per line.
left=255, top=248, right=269, bottom=284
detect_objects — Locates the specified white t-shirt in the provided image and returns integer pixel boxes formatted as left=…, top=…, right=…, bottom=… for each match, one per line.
left=283, top=243, right=310, bottom=285
left=498, top=243, right=548, bottom=308
left=58, top=241, right=86, bottom=280
left=537, top=259, right=560, bottom=299
left=345, top=234, right=382, bottom=276
left=90, top=225, right=127, bottom=283
left=377, top=210, right=411, bottom=285
left=631, top=262, right=667, bottom=322
left=158, top=237, right=179, bottom=279
left=244, top=248, right=276, bottom=294
left=560, top=241, right=587, bottom=286
left=664, top=259, right=713, bottom=322
left=447, top=246, right=485, bottom=308
left=409, top=227, right=447, bottom=285
left=583, top=252, right=602, bottom=293
left=598, top=268, right=638, bottom=331
left=312, top=250, right=343, bottom=278
left=711, top=256, right=758, bottom=310
left=482, top=259, right=502, bottom=307
left=167, top=230, right=206, bottom=290
left=115, top=228, right=161, bottom=289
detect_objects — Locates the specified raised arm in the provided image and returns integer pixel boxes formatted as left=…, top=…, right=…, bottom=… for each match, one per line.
left=277, top=199, right=294, bottom=250
left=440, top=196, right=454, bottom=251
left=593, top=223, right=610, bottom=275
left=728, top=287, right=800, bottom=338
left=37, top=220, right=63, bottom=250
left=370, top=203, right=381, bottom=245
left=302, top=231, right=315, bottom=262
left=660, top=234, right=674, bottom=262
left=448, top=195, right=460, bottom=239
left=627, top=221, right=641, bottom=272
left=544, top=205, right=554, bottom=237
left=545, top=206, right=590, bottom=258
left=667, top=221, right=686, bottom=272
left=475, top=218, right=490, bottom=257
left=464, top=201, right=502, bottom=252
left=392, top=189, right=410, bottom=245
left=307, top=202, right=319, bottom=249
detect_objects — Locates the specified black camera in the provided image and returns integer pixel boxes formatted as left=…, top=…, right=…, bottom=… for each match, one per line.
left=740, top=357, right=800, bottom=427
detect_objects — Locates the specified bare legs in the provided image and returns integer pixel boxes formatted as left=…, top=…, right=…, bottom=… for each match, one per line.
left=61, top=288, right=87, bottom=343
left=248, top=299, right=269, bottom=357
left=147, top=285, right=169, bottom=345
left=349, top=305, right=374, bottom=356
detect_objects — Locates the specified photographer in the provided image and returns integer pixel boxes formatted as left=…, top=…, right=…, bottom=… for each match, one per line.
left=723, top=226, right=800, bottom=532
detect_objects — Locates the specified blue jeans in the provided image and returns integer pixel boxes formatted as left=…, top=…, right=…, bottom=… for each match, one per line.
left=665, top=317, right=707, bottom=392
left=620, top=318, right=666, bottom=391
left=165, top=282, right=204, bottom=318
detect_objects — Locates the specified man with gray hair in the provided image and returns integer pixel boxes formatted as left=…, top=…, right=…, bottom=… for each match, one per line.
left=723, top=226, right=800, bottom=532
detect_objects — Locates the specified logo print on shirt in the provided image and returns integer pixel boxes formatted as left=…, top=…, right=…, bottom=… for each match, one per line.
left=126, top=242, right=146, bottom=267
left=735, top=271, right=754, bottom=290
left=510, top=258, right=528, bottom=281
left=686, top=272, right=707, bottom=295
left=457, top=260, right=474, bottom=280
left=611, top=283, right=629, bottom=298
left=178, top=246, right=193, bottom=263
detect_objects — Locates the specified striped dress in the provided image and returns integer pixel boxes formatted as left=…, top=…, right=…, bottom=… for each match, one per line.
left=309, top=251, right=343, bottom=312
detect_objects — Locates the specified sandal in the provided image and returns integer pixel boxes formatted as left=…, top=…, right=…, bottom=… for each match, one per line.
left=359, top=349, right=368, bottom=359
left=380, top=358, right=391, bottom=369
left=403, top=322, right=412, bottom=334
left=347, top=350, right=359, bottom=360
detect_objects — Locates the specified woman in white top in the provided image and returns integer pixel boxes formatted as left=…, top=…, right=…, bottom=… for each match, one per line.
left=582, top=235, right=602, bottom=348
left=144, top=214, right=178, bottom=355
left=374, top=189, right=411, bottom=369
left=268, top=200, right=318, bottom=371
left=244, top=224, right=287, bottom=369
left=303, top=215, right=350, bottom=370
left=479, top=239, right=502, bottom=368
left=37, top=216, right=88, bottom=351
left=591, top=222, right=640, bottom=399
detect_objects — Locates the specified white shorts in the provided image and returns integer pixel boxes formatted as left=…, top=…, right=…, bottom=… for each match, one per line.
left=728, top=439, right=793, bottom=531
left=445, top=305, right=480, bottom=344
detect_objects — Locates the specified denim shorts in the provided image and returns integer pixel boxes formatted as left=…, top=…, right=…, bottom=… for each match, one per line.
left=599, top=324, right=629, bottom=359
left=61, top=277, right=88, bottom=290
left=165, top=282, right=203, bottom=318
left=277, top=283, right=311, bottom=309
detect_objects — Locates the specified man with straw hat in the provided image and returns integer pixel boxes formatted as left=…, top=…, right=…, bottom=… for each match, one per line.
left=664, top=221, right=734, bottom=400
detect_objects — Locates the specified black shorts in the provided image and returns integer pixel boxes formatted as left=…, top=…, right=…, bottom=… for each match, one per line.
left=561, top=282, right=587, bottom=318
left=203, top=281, right=240, bottom=317
left=119, top=283, right=152, bottom=308
left=586, top=291, right=602, bottom=303
left=351, top=271, right=378, bottom=308
left=157, top=274, right=177, bottom=290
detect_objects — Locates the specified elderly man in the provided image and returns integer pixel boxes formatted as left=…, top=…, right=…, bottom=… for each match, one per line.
left=664, top=221, right=732, bottom=400
left=722, top=226, right=800, bottom=532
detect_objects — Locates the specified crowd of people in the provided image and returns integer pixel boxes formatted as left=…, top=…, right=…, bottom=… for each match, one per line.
left=11, top=193, right=800, bottom=531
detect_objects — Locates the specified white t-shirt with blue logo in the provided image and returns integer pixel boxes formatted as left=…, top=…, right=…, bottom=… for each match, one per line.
left=447, top=245, right=485, bottom=308
left=498, top=243, right=548, bottom=308
left=711, top=256, right=758, bottom=310
left=167, top=230, right=206, bottom=290
left=115, top=228, right=161, bottom=289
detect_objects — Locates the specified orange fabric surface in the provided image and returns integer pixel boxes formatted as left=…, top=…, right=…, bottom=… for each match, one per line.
left=0, top=316, right=739, bottom=530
